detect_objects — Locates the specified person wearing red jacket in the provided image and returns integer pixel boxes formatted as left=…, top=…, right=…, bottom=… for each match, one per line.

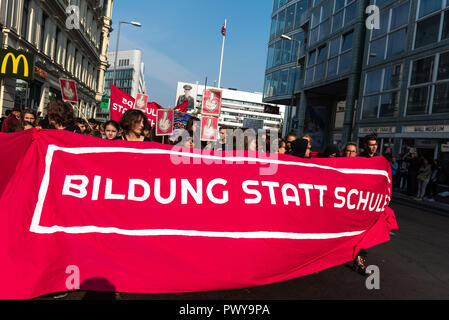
left=1, top=107, right=21, bottom=133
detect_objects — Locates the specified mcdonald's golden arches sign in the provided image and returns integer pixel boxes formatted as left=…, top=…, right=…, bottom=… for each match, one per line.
left=0, top=48, right=34, bottom=81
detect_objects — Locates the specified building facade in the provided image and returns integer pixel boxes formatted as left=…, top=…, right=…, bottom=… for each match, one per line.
left=176, top=81, right=285, bottom=132
left=264, top=0, right=449, bottom=184
left=0, top=0, right=113, bottom=119
left=356, top=0, right=449, bottom=164
left=98, top=49, right=146, bottom=121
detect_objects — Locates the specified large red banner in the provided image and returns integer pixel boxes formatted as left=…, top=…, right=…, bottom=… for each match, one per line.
left=0, top=129, right=397, bottom=299
left=110, top=84, right=188, bottom=126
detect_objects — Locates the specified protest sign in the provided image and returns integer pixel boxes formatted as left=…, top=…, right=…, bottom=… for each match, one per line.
left=110, top=84, right=160, bottom=126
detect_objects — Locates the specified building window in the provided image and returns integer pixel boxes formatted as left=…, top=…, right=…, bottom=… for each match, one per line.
left=281, top=39, right=292, bottom=64
left=306, top=44, right=327, bottom=83
left=118, top=59, right=130, bottom=67
left=369, top=1, right=409, bottom=64
left=325, top=31, right=353, bottom=78
left=54, top=27, right=61, bottom=63
left=344, top=1, right=357, bottom=26
left=414, top=0, right=449, bottom=49
left=273, top=41, right=282, bottom=67
left=295, top=0, right=308, bottom=28
left=406, top=51, right=449, bottom=115
left=40, top=13, right=48, bottom=52
left=264, top=73, right=272, bottom=98
left=276, top=9, right=286, bottom=37
left=415, top=14, right=441, bottom=48
left=362, top=64, right=402, bottom=119
left=270, top=15, right=278, bottom=40
left=279, top=69, right=289, bottom=95
left=21, top=0, right=29, bottom=39
left=418, top=0, right=443, bottom=19
left=285, top=4, right=296, bottom=33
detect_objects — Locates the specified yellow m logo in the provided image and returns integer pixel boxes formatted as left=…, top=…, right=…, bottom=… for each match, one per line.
left=1, top=53, right=29, bottom=77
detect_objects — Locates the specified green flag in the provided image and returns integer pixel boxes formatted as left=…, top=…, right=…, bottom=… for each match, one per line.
left=100, top=97, right=110, bottom=109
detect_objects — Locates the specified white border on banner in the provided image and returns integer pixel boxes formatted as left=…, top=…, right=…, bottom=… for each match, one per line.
left=29, top=145, right=391, bottom=237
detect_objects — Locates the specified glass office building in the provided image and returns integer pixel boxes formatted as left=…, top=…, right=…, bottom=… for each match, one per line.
left=264, top=0, right=449, bottom=182
left=264, top=0, right=365, bottom=151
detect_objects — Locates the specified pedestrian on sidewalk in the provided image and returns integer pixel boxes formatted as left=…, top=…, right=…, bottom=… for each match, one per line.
left=406, top=151, right=422, bottom=196
left=399, top=154, right=408, bottom=191
left=427, top=160, right=440, bottom=201
left=391, top=157, right=399, bottom=189
left=416, top=158, right=432, bottom=200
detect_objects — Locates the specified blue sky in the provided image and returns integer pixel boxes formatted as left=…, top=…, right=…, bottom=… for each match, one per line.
left=109, top=0, right=273, bottom=107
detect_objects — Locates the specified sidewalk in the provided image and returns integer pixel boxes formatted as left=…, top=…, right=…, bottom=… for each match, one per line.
left=391, top=191, right=449, bottom=217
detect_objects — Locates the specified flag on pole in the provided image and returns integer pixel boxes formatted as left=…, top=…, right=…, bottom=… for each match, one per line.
left=221, top=23, right=226, bottom=36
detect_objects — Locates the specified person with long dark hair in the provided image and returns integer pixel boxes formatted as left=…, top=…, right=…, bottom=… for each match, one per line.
left=119, top=109, right=150, bottom=141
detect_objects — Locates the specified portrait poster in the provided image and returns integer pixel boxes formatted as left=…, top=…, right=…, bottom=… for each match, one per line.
left=175, top=83, right=196, bottom=111
left=156, top=109, right=174, bottom=136
left=200, top=116, right=219, bottom=141
left=134, top=93, right=148, bottom=112
left=59, top=78, right=78, bottom=103
left=201, top=89, right=222, bottom=117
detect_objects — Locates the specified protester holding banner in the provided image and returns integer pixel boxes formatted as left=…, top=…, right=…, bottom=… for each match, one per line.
left=290, top=138, right=310, bottom=158
left=278, top=139, right=286, bottom=154
left=324, top=145, right=340, bottom=158
left=1, top=106, right=21, bottom=132
left=46, top=101, right=81, bottom=133
left=343, top=142, right=358, bottom=157
left=119, top=109, right=151, bottom=141
left=360, top=134, right=379, bottom=158
left=284, top=132, right=297, bottom=155
left=74, top=118, right=88, bottom=135
left=104, top=120, right=121, bottom=140
left=21, top=109, right=38, bottom=127
left=8, top=109, right=38, bottom=132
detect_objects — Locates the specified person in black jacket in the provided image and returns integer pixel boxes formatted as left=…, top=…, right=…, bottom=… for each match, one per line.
left=360, top=134, right=379, bottom=158
left=353, top=134, right=380, bottom=276
left=290, top=138, right=310, bottom=158
left=406, top=151, right=422, bottom=197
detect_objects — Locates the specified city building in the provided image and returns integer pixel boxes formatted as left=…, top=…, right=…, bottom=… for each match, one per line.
left=264, top=0, right=449, bottom=186
left=98, top=49, right=147, bottom=121
left=264, top=0, right=365, bottom=152
left=175, top=81, right=286, bottom=132
left=355, top=0, right=449, bottom=163
left=0, top=0, right=114, bottom=119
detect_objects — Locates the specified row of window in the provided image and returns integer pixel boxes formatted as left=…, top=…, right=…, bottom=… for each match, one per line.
left=305, top=31, right=353, bottom=83
left=105, top=69, right=134, bottom=80
left=270, top=0, right=308, bottom=40
left=264, top=67, right=301, bottom=98
left=361, top=51, right=449, bottom=119
left=105, top=79, right=133, bottom=90
left=368, top=1, right=409, bottom=65
left=273, top=0, right=297, bottom=13
left=267, top=32, right=305, bottom=69
left=270, top=0, right=449, bottom=74
left=119, top=59, right=130, bottom=67
left=309, top=0, right=357, bottom=46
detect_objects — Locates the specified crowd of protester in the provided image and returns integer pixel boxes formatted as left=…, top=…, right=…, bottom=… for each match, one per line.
left=3, top=100, right=405, bottom=277
left=3, top=101, right=445, bottom=275
left=2, top=102, right=443, bottom=203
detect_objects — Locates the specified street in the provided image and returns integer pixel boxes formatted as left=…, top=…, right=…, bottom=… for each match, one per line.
left=36, top=200, right=449, bottom=300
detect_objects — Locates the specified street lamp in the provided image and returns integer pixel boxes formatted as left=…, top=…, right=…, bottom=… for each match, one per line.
left=281, top=34, right=301, bottom=133
left=112, top=21, right=142, bottom=86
